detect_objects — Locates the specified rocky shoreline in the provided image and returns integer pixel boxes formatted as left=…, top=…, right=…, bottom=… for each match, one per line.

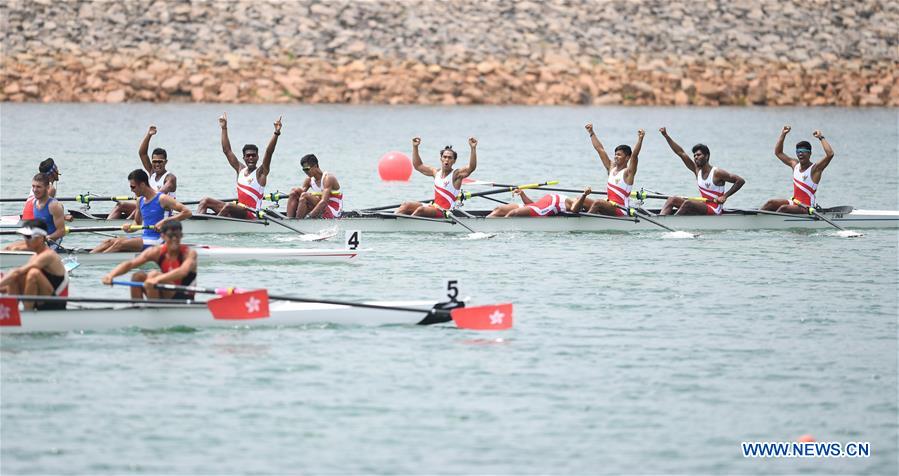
left=2, top=0, right=896, bottom=106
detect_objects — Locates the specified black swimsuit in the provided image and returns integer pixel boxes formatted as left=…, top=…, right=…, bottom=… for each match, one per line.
left=34, top=269, right=67, bottom=310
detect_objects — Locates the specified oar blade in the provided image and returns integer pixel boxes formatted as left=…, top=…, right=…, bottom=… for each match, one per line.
left=451, top=303, right=513, bottom=330
left=207, top=289, right=270, bottom=320
left=460, top=232, right=496, bottom=240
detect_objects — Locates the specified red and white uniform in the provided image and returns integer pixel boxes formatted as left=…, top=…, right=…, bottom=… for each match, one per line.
left=310, top=172, right=343, bottom=219
left=150, top=171, right=175, bottom=199
left=607, top=167, right=632, bottom=217
left=526, top=194, right=567, bottom=217
left=236, top=167, right=264, bottom=218
left=432, top=171, right=460, bottom=210
left=791, top=163, right=818, bottom=207
left=697, top=167, right=725, bottom=215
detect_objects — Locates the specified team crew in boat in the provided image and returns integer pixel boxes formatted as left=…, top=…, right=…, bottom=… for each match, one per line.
left=195, top=113, right=281, bottom=219
left=90, top=169, right=191, bottom=253
left=21, top=158, right=63, bottom=221
left=584, top=124, right=644, bottom=216
left=286, top=154, right=344, bottom=219
left=396, top=137, right=478, bottom=217
left=658, top=127, right=746, bottom=215
left=107, top=125, right=178, bottom=219
left=6, top=174, right=66, bottom=251
left=487, top=187, right=594, bottom=217
left=0, top=219, right=69, bottom=310
left=101, top=221, right=198, bottom=300
left=761, top=126, right=835, bottom=214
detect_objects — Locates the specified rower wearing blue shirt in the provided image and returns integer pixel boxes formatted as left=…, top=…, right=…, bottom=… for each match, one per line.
left=91, top=169, right=191, bottom=253
left=4, top=174, right=66, bottom=251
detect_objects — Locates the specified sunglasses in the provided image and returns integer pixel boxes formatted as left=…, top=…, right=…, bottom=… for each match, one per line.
left=796, top=148, right=812, bottom=153
left=302, top=166, right=312, bottom=171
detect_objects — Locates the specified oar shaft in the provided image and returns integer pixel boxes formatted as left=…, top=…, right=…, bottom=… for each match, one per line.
left=361, top=180, right=558, bottom=212
left=1, top=293, right=196, bottom=305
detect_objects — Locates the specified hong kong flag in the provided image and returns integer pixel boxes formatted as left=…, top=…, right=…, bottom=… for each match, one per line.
left=206, top=290, right=270, bottom=320
left=0, top=298, right=21, bottom=327
left=450, top=303, right=513, bottom=330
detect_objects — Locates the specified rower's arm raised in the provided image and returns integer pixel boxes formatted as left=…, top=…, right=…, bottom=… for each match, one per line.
left=258, top=116, right=282, bottom=186
left=659, top=127, right=695, bottom=173
left=138, top=125, right=157, bottom=173
left=456, top=137, right=478, bottom=180
left=774, top=125, right=797, bottom=167
left=219, top=113, right=242, bottom=173
left=811, top=130, right=835, bottom=180
left=411, top=137, right=436, bottom=177
left=626, top=129, right=644, bottom=183
left=585, top=123, right=612, bottom=172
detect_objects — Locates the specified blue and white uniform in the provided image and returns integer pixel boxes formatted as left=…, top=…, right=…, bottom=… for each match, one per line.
left=32, top=197, right=62, bottom=250
left=138, top=193, right=165, bottom=248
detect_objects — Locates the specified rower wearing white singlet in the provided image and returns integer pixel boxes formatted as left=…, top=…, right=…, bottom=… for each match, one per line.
left=396, top=136, right=479, bottom=218
left=196, top=113, right=282, bottom=219
left=658, top=128, right=745, bottom=216
left=761, top=126, right=835, bottom=214
left=487, top=187, right=594, bottom=218
left=583, top=124, right=644, bottom=217
left=287, top=154, right=344, bottom=219
left=107, top=125, right=178, bottom=219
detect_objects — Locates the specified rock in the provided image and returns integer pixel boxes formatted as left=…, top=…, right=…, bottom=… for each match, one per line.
left=3, top=83, right=21, bottom=95
left=592, top=93, right=622, bottom=105
left=190, top=87, right=205, bottom=102
left=161, top=75, right=183, bottom=93
left=218, top=83, right=239, bottom=101
left=673, top=90, right=690, bottom=105
left=105, top=89, right=127, bottom=103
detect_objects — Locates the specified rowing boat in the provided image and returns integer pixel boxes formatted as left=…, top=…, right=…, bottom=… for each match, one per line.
left=0, top=245, right=364, bottom=268
left=4, top=207, right=894, bottom=234
left=0, top=299, right=454, bottom=333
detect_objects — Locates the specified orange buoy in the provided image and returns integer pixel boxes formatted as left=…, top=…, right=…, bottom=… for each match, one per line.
left=378, top=151, right=412, bottom=181
left=797, top=434, right=815, bottom=442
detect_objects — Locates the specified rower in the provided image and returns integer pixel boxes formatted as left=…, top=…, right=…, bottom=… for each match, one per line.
left=196, top=113, right=281, bottom=219
left=286, top=154, right=344, bottom=219
left=90, top=169, right=191, bottom=253
left=487, top=187, right=594, bottom=217
left=396, top=137, right=478, bottom=217
left=584, top=124, right=644, bottom=216
left=21, top=158, right=62, bottom=221
left=5, top=174, right=66, bottom=251
left=0, top=219, right=69, bottom=310
left=658, top=127, right=746, bottom=215
left=761, top=126, right=835, bottom=214
left=101, top=221, right=197, bottom=300
left=107, top=125, right=178, bottom=219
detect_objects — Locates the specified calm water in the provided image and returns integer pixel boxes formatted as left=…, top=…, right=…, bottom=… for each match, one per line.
left=0, top=104, right=897, bottom=475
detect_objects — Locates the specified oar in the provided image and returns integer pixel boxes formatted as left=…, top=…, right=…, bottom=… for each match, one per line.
left=443, top=211, right=495, bottom=240
left=1, top=293, right=197, bottom=305
left=0, top=225, right=150, bottom=236
left=792, top=199, right=862, bottom=237
left=110, top=281, right=511, bottom=330
left=179, top=197, right=237, bottom=206
left=530, top=186, right=659, bottom=201
left=360, top=180, right=559, bottom=212
left=0, top=194, right=131, bottom=203
left=609, top=202, right=698, bottom=238
left=240, top=205, right=333, bottom=241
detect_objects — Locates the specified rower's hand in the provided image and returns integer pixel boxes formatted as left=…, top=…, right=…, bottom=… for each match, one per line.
left=585, top=123, right=594, bottom=134
left=812, top=130, right=824, bottom=139
left=273, top=115, right=282, bottom=133
left=144, top=277, right=159, bottom=287
left=152, top=223, right=162, bottom=232
left=582, top=186, right=592, bottom=195
left=64, top=214, right=73, bottom=222
left=637, top=129, right=645, bottom=138
left=219, top=112, right=228, bottom=129
left=412, top=137, right=421, bottom=147
left=781, top=125, right=791, bottom=135
left=715, top=196, right=727, bottom=204
left=511, top=188, right=523, bottom=197
left=121, top=223, right=134, bottom=233
left=468, top=137, right=478, bottom=148
left=148, top=125, right=157, bottom=136
left=659, top=127, right=667, bottom=136
left=101, top=275, right=112, bottom=285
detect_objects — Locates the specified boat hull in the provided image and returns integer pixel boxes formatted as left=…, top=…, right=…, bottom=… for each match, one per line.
left=0, top=246, right=363, bottom=268
left=0, top=300, right=450, bottom=333
left=2, top=209, right=894, bottom=234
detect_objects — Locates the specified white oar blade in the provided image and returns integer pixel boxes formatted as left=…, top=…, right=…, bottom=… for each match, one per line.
left=297, top=228, right=338, bottom=242
left=835, top=230, right=863, bottom=238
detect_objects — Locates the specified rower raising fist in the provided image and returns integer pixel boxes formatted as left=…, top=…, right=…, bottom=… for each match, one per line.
left=469, top=137, right=478, bottom=148
left=273, top=116, right=282, bottom=134
left=412, top=137, right=421, bottom=147
left=585, top=123, right=594, bottom=135
left=812, top=130, right=824, bottom=139
left=659, top=127, right=667, bottom=136
left=637, top=129, right=645, bottom=138
left=148, top=125, right=157, bottom=136
left=781, top=125, right=791, bottom=135
left=219, top=112, right=228, bottom=129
